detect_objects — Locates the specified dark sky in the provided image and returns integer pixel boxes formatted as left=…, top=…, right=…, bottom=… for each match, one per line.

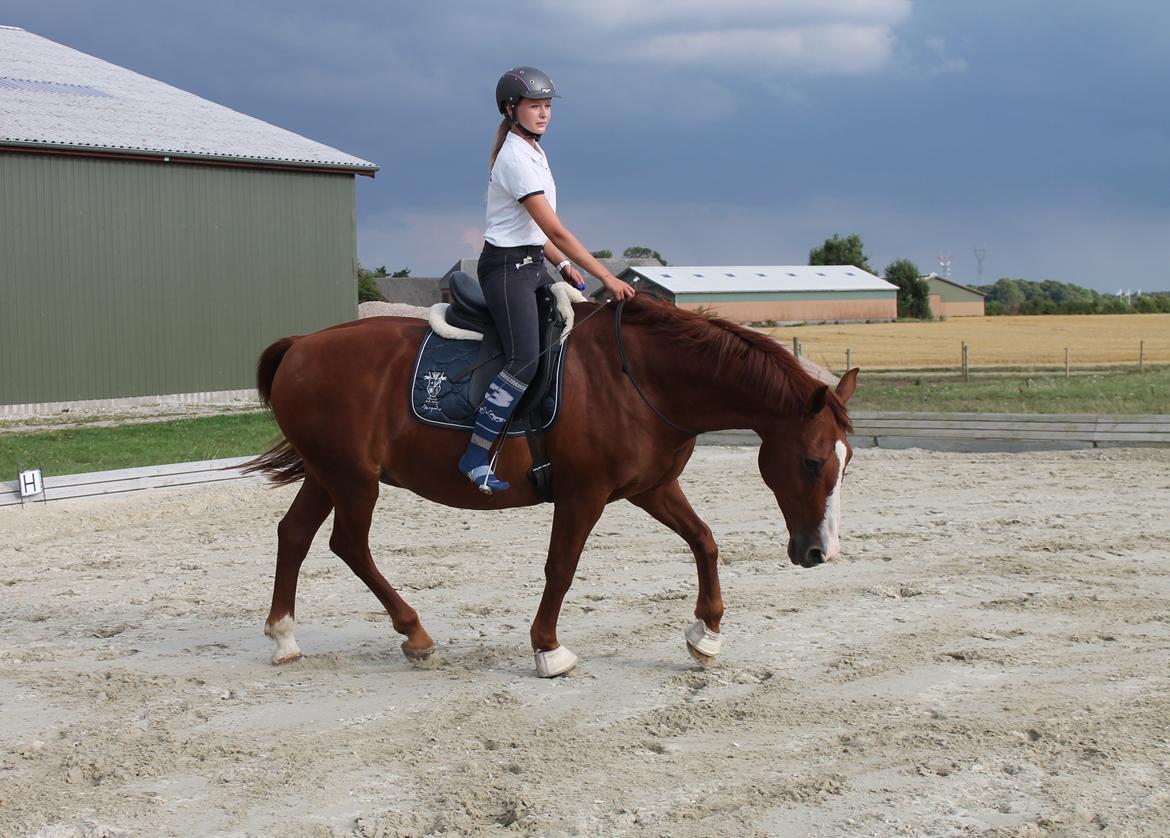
left=5, top=1, right=1169, bottom=291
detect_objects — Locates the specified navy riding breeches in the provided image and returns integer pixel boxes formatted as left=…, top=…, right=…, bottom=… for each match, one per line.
left=477, top=241, right=552, bottom=386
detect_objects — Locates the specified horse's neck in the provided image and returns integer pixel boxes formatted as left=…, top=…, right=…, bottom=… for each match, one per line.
left=632, top=337, right=772, bottom=435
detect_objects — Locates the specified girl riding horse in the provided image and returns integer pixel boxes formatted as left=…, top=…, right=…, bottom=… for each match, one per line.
left=459, top=66, right=636, bottom=494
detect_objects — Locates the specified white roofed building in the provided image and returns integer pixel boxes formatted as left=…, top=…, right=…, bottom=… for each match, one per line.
left=615, top=265, right=898, bottom=324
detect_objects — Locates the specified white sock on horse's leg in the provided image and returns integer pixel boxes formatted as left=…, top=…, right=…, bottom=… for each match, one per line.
left=534, top=645, right=578, bottom=678
left=265, top=615, right=302, bottom=664
left=685, top=619, right=722, bottom=656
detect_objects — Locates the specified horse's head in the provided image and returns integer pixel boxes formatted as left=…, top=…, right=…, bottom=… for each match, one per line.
left=757, top=368, right=858, bottom=568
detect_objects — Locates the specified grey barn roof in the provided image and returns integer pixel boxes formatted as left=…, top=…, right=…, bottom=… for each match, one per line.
left=375, top=276, right=442, bottom=307
left=442, top=255, right=663, bottom=298
left=0, top=25, right=377, bottom=173
left=922, top=272, right=988, bottom=296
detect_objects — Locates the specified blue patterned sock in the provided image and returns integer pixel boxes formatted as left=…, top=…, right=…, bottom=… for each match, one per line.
left=458, top=371, right=528, bottom=493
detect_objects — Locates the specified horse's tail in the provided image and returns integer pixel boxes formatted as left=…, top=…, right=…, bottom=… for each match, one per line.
left=256, top=336, right=297, bottom=408
left=242, top=336, right=306, bottom=486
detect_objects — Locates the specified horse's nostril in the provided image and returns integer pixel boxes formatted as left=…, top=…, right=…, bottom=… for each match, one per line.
left=806, top=547, right=825, bottom=566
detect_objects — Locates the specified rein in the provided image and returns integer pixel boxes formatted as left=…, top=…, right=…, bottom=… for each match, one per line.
left=614, top=299, right=696, bottom=437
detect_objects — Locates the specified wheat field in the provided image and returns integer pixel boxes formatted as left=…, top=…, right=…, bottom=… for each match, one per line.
left=765, top=313, right=1170, bottom=372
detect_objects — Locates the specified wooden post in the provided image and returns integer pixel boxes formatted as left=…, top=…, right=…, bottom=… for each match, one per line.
left=1065, top=348, right=1070, bottom=379
left=793, top=337, right=801, bottom=358
left=961, top=341, right=969, bottom=382
left=846, top=348, right=852, bottom=370
left=1140, top=340, right=1145, bottom=373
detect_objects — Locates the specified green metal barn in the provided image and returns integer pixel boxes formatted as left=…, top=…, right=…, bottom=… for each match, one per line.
left=0, top=25, right=378, bottom=413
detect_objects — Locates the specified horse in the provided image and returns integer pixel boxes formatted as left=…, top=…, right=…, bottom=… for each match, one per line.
left=244, top=293, right=858, bottom=677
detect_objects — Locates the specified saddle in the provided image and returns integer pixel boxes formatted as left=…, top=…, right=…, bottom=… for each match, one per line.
left=410, top=271, right=582, bottom=501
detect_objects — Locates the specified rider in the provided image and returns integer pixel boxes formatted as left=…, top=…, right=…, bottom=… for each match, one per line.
left=458, top=66, right=636, bottom=494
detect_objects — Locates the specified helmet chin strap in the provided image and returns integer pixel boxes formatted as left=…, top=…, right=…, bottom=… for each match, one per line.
left=507, top=105, right=543, bottom=142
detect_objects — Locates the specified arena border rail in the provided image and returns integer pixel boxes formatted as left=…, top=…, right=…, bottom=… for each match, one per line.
left=699, top=411, right=1170, bottom=453
left=0, top=456, right=258, bottom=507
left=5, top=412, right=1168, bottom=506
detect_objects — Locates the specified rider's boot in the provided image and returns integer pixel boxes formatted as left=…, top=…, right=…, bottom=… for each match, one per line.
left=458, top=371, right=528, bottom=494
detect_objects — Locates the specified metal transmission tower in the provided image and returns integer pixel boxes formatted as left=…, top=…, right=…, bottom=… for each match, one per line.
left=937, top=251, right=953, bottom=278
left=973, top=248, right=987, bottom=279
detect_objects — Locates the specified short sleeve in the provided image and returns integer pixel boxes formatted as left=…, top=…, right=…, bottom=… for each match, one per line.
left=494, top=148, right=546, bottom=204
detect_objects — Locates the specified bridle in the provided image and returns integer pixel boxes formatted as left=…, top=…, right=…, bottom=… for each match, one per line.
left=613, top=298, right=696, bottom=438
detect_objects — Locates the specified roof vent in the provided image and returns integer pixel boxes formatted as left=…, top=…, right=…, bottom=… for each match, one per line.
left=0, top=77, right=110, bottom=98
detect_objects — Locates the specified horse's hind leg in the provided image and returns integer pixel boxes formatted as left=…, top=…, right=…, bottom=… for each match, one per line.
left=265, top=475, right=334, bottom=664
left=628, top=480, right=724, bottom=668
left=327, top=477, right=435, bottom=660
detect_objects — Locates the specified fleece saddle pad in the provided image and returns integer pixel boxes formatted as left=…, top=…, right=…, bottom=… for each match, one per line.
left=409, top=330, right=568, bottom=436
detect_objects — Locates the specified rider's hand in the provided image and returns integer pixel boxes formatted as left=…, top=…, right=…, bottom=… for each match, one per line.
left=604, top=276, right=636, bottom=301
left=560, top=264, right=587, bottom=291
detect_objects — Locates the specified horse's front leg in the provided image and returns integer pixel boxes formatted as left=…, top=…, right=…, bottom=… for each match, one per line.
left=628, top=479, right=724, bottom=668
left=529, top=496, right=607, bottom=677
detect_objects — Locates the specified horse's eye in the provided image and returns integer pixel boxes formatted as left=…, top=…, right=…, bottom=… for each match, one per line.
left=802, top=456, right=824, bottom=477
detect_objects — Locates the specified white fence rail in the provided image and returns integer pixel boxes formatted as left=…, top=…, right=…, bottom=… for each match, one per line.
left=1, top=456, right=257, bottom=507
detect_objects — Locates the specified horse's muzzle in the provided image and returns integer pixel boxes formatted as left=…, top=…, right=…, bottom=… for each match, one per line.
left=787, top=539, right=828, bottom=568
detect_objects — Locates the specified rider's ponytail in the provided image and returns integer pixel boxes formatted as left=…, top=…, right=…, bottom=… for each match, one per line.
left=489, top=116, right=510, bottom=172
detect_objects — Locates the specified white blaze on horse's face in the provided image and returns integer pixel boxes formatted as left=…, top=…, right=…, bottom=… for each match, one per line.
left=816, top=439, right=849, bottom=561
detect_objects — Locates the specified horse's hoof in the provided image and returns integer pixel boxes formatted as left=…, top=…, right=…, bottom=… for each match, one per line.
left=534, top=645, right=578, bottom=678
left=686, top=643, right=717, bottom=669
left=684, top=620, right=721, bottom=668
left=271, top=652, right=303, bottom=666
left=401, top=640, right=436, bottom=660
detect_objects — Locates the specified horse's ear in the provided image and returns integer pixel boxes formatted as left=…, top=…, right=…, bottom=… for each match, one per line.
left=807, top=384, right=830, bottom=416
left=835, top=368, right=859, bottom=405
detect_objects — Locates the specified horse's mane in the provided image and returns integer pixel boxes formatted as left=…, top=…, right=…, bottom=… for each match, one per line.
left=613, top=294, right=852, bottom=432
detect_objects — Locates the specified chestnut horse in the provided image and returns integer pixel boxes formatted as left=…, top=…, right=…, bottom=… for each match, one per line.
left=245, top=294, right=857, bottom=677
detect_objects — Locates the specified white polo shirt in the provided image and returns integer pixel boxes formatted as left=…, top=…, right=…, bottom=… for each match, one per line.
left=484, top=132, right=557, bottom=247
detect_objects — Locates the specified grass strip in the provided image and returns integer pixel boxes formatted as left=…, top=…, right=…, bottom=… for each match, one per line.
left=0, top=412, right=279, bottom=478
left=850, top=368, right=1170, bottom=414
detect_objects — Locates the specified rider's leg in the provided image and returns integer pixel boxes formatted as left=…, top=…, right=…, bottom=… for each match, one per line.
left=458, top=369, right=530, bottom=491
left=459, top=248, right=544, bottom=493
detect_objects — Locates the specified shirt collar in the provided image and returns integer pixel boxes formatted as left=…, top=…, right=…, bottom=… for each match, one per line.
left=505, top=130, right=546, bottom=164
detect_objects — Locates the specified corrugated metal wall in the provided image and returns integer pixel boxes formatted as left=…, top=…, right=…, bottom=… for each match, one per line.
left=0, top=152, right=357, bottom=406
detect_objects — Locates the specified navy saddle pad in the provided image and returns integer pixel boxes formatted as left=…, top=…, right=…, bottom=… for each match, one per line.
left=409, top=282, right=569, bottom=436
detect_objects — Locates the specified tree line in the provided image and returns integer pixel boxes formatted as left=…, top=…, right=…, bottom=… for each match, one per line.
left=808, top=233, right=1170, bottom=318
left=978, top=277, right=1170, bottom=315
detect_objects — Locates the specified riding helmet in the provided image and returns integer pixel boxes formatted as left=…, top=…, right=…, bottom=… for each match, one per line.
left=495, top=66, right=560, bottom=115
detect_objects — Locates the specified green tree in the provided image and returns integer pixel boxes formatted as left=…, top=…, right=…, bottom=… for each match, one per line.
left=391, top=268, right=411, bottom=277
left=623, top=246, right=667, bottom=265
left=982, top=278, right=1025, bottom=314
left=590, top=249, right=613, bottom=259
left=809, top=233, right=874, bottom=274
left=883, top=259, right=931, bottom=319
left=356, top=262, right=386, bottom=303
